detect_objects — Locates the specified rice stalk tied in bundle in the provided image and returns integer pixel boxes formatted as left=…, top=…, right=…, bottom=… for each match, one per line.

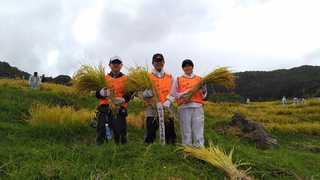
left=125, top=66, right=159, bottom=102
left=73, top=64, right=108, bottom=93
left=183, top=67, right=235, bottom=100
left=178, top=143, right=252, bottom=180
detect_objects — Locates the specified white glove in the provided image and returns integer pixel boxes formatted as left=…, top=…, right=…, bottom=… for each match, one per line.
left=162, top=100, right=171, bottom=108
left=99, top=88, right=111, bottom=97
left=113, top=97, right=125, bottom=105
left=143, top=89, right=154, bottom=98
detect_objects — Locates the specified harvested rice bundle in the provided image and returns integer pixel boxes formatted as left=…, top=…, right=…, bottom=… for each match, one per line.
left=202, top=67, right=235, bottom=89
left=73, top=64, right=107, bottom=93
left=125, top=66, right=160, bottom=102
left=184, top=67, right=235, bottom=99
left=178, top=143, right=252, bottom=180
left=125, top=66, right=154, bottom=92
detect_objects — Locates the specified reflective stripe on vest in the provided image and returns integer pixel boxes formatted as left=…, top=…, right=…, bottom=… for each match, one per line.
left=100, top=75, right=128, bottom=108
left=148, top=73, right=172, bottom=104
left=177, top=75, right=204, bottom=106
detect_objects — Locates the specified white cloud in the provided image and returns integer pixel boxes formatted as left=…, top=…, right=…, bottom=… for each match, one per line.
left=201, top=0, right=320, bottom=59
left=0, top=0, right=319, bottom=77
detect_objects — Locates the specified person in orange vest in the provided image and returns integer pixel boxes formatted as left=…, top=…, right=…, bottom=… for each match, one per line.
left=142, top=53, right=177, bottom=144
left=95, top=56, right=132, bottom=145
left=175, top=59, right=207, bottom=147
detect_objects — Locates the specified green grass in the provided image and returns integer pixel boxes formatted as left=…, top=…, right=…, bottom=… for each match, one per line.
left=0, top=84, right=320, bottom=179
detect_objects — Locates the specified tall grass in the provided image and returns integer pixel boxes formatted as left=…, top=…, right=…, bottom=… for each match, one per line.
left=28, top=103, right=95, bottom=126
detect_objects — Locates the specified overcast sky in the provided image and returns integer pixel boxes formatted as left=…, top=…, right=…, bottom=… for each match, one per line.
left=1, top=0, right=320, bottom=77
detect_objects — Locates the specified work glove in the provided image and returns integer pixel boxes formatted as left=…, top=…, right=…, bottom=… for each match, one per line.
left=99, top=88, right=111, bottom=97
left=143, top=89, right=154, bottom=98
left=113, top=97, right=125, bottom=105
left=162, top=99, right=172, bottom=109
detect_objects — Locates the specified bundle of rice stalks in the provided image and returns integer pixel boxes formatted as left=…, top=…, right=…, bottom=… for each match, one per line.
left=125, top=66, right=154, bottom=93
left=184, top=67, right=235, bottom=100
left=73, top=64, right=107, bottom=93
left=29, top=103, right=95, bottom=126
left=178, top=143, right=252, bottom=180
left=203, top=67, right=235, bottom=89
left=125, top=66, right=160, bottom=104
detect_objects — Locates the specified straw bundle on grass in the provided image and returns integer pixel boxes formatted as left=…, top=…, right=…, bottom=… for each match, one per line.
left=73, top=65, right=107, bottom=93
left=184, top=67, right=235, bottom=99
left=178, top=143, right=252, bottom=180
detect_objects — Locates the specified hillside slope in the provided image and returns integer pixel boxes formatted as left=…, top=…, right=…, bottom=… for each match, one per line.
left=234, top=65, right=320, bottom=100
left=0, top=80, right=320, bottom=179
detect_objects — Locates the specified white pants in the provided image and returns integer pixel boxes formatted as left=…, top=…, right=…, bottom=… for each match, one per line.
left=178, top=107, right=204, bottom=147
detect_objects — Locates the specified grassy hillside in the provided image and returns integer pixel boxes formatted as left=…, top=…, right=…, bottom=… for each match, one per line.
left=0, top=79, right=320, bottom=179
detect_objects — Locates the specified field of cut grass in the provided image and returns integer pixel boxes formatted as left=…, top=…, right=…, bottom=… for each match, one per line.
left=0, top=79, right=320, bottom=179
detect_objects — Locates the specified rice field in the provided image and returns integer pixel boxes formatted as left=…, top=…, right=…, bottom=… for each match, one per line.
left=0, top=78, right=76, bottom=95
left=28, top=103, right=95, bottom=126
left=204, top=99, right=320, bottom=135
left=1, top=78, right=320, bottom=179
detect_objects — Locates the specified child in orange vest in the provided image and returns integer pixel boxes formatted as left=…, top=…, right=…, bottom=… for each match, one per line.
left=95, top=56, right=132, bottom=145
left=175, top=59, right=207, bottom=147
left=142, top=53, right=177, bottom=144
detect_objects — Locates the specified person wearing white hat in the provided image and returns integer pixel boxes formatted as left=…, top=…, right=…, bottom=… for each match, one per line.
left=95, top=56, right=132, bottom=145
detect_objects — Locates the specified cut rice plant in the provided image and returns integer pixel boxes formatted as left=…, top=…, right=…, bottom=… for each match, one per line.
left=178, top=143, right=252, bottom=180
left=73, top=64, right=107, bottom=93
left=125, top=66, right=159, bottom=104
left=184, top=67, right=235, bottom=100
left=203, top=67, right=235, bottom=89
left=125, top=66, right=154, bottom=92
left=28, top=103, right=95, bottom=126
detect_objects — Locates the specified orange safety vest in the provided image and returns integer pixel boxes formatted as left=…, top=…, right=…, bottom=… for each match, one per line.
left=100, top=74, right=128, bottom=108
left=177, top=75, right=204, bottom=106
left=148, top=73, right=173, bottom=104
